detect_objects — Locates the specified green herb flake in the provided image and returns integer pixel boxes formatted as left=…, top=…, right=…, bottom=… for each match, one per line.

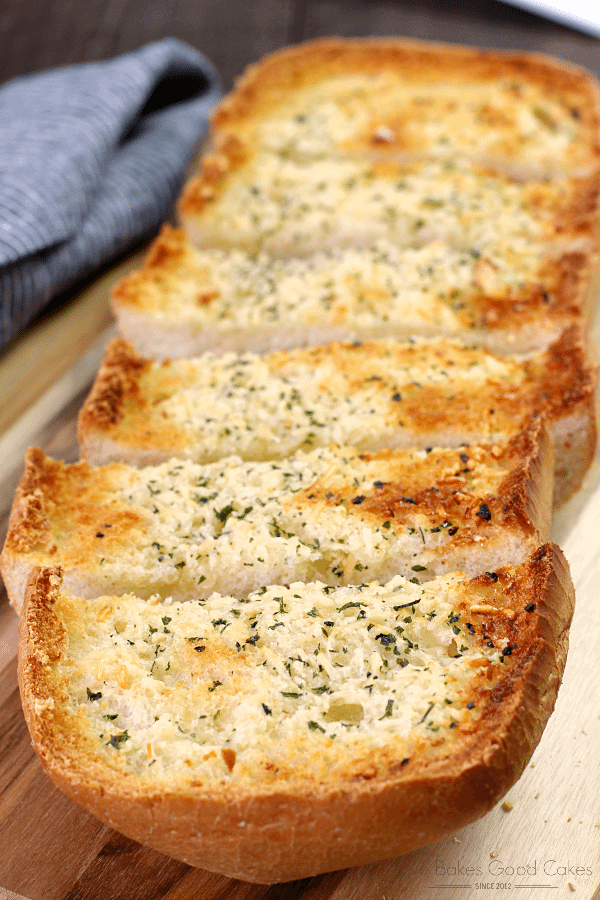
left=337, top=601, right=366, bottom=613
left=106, top=731, right=129, bottom=749
left=308, top=720, right=326, bottom=733
left=380, top=699, right=394, bottom=719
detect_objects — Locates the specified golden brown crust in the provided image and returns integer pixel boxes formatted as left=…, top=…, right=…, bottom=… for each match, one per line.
left=496, top=421, right=554, bottom=544
left=513, top=422, right=554, bottom=544
left=178, top=133, right=250, bottom=219
left=110, top=225, right=189, bottom=313
left=529, top=324, right=598, bottom=503
left=211, top=38, right=600, bottom=154
left=177, top=140, right=244, bottom=218
left=552, top=172, right=600, bottom=239
left=18, top=545, right=574, bottom=882
left=76, top=338, right=151, bottom=435
left=1, top=448, right=60, bottom=556
left=535, top=323, right=597, bottom=416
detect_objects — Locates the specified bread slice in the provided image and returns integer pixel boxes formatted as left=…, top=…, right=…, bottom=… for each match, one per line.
left=77, top=330, right=596, bottom=505
left=209, top=38, right=600, bottom=178
left=178, top=150, right=600, bottom=260
left=18, top=545, right=574, bottom=881
left=111, top=225, right=598, bottom=359
left=1, top=423, right=552, bottom=614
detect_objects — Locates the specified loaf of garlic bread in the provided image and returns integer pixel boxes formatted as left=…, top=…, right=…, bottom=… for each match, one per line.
left=11, top=36, right=597, bottom=885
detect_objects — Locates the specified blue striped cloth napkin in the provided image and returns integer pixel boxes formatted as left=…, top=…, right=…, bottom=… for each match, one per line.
left=0, top=38, right=221, bottom=350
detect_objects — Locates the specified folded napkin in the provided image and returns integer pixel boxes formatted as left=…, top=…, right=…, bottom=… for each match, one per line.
left=0, top=38, right=221, bottom=350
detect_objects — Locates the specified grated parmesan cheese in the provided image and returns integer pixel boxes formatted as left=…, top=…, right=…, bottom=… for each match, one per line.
left=113, top=338, right=528, bottom=464
left=60, top=574, right=505, bottom=785
left=114, top=233, right=550, bottom=341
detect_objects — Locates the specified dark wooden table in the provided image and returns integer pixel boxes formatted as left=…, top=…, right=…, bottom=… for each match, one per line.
left=1, top=3, right=600, bottom=899
left=2, top=0, right=600, bottom=91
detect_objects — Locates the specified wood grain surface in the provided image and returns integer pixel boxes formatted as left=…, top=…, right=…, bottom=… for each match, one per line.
left=1, top=2, right=600, bottom=899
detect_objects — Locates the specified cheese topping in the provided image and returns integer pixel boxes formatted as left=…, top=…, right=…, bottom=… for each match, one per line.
left=226, top=73, right=586, bottom=173
left=61, top=575, right=507, bottom=785
left=124, top=339, right=529, bottom=462
left=116, top=235, right=549, bottom=336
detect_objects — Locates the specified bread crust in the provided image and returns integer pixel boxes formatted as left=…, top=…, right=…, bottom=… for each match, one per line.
left=77, top=339, right=152, bottom=435
left=18, top=545, right=574, bottom=882
left=1, top=422, right=553, bottom=613
left=531, top=323, right=598, bottom=502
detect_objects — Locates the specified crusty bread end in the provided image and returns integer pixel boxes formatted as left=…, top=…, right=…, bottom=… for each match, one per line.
left=18, top=546, right=574, bottom=882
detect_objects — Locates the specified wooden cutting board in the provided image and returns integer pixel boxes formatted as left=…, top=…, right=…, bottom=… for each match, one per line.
left=0, top=263, right=599, bottom=900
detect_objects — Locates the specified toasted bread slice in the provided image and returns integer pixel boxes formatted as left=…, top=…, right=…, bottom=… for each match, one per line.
left=18, top=546, right=574, bottom=881
left=0, top=425, right=552, bottom=614
left=178, top=150, right=600, bottom=259
left=210, top=38, right=600, bottom=178
left=111, top=225, right=598, bottom=359
left=77, top=331, right=596, bottom=505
